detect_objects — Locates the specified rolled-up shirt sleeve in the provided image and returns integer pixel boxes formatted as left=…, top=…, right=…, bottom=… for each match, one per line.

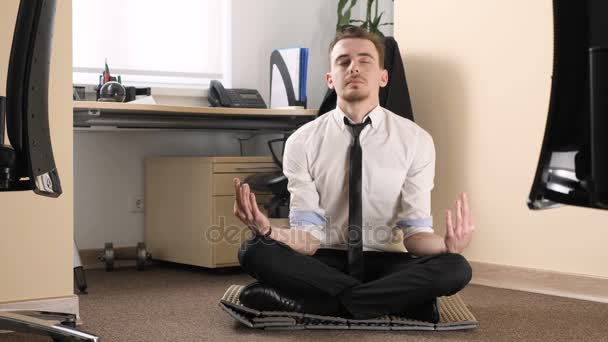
left=283, top=133, right=326, bottom=241
left=396, top=130, right=436, bottom=239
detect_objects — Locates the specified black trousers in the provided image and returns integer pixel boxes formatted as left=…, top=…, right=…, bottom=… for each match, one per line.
left=238, top=235, right=472, bottom=319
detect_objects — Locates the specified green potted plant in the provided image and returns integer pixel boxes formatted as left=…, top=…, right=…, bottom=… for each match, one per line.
left=336, top=0, right=394, bottom=36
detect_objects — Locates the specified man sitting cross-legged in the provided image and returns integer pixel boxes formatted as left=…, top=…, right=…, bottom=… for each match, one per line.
left=232, top=26, right=474, bottom=322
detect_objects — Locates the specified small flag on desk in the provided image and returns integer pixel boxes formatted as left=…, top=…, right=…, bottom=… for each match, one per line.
left=104, top=58, right=110, bottom=83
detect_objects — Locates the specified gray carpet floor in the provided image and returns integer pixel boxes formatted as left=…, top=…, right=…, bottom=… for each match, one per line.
left=2, top=263, right=608, bottom=342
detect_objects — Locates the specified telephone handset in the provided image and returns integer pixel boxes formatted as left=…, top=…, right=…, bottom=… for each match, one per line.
left=208, top=80, right=267, bottom=108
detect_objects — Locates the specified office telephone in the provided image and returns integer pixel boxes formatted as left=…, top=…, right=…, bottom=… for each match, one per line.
left=208, top=80, right=267, bottom=108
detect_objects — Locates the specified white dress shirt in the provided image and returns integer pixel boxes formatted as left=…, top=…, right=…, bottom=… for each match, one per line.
left=283, top=105, right=436, bottom=253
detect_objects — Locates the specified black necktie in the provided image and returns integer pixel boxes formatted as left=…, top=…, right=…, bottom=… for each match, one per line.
left=344, top=117, right=371, bottom=281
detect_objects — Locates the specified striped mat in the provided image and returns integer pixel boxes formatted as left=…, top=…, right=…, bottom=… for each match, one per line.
left=219, top=284, right=478, bottom=331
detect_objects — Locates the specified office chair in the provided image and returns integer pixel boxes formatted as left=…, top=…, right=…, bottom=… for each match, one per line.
left=246, top=36, right=414, bottom=219
left=0, top=0, right=98, bottom=340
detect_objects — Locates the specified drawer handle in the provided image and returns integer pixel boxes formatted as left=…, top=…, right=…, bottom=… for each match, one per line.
left=233, top=167, right=280, bottom=171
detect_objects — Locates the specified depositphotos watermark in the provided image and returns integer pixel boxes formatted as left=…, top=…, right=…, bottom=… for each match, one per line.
left=201, top=216, right=404, bottom=248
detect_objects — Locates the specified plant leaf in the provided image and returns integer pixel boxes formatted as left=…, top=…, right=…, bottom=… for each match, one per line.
left=374, top=0, right=379, bottom=19
left=337, top=0, right=358, bottom=29
left=374, top=12, right=384, bottom=26
left=344, top=8, right=352, bottom=21
left=337, top=0, right=347, bottom=29
left=339, top=16, right=351, bottom=27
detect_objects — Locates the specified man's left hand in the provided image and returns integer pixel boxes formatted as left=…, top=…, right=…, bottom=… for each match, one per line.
left=444, top=192, right=475, bottom=254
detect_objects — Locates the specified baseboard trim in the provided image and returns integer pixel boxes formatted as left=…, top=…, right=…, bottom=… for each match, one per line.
left=470, top=261, right=608, bottom=303
left=0, top=295, right=79, bottom=319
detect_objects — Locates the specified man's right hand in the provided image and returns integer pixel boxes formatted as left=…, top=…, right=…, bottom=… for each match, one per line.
left=233, top=178, right=271, bottom=236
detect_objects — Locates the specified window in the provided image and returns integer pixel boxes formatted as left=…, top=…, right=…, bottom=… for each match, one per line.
left=72, top=0, right=231, bottom=95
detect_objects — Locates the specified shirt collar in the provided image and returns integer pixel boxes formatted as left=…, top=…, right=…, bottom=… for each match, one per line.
left=332, top=104, right=385, bottom=131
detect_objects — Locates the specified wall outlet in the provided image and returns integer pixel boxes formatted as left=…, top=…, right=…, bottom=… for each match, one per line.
left=130, top=196, right=144, bottom=213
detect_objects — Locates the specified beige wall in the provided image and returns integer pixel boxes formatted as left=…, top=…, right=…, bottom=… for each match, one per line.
left=0, top=0, right=73, bottom=302
left=395, top=0, right=608, bottom=278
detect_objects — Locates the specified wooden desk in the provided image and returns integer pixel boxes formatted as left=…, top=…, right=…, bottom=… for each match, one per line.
left=74, top=102, right=300, bottom=267
left=73, top=101, right=318, bottom=132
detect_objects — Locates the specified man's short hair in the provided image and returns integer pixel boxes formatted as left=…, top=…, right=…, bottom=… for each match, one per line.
left=329, top=26, right=385, bottom=68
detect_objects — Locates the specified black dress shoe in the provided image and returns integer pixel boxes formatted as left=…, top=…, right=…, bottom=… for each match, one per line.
left=397, top=298, right=440, bottom=323
left=239, top=282, right=303, bottom=312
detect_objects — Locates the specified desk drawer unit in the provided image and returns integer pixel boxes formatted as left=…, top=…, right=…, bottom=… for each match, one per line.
left=145, top=156, right=284, bottom=268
